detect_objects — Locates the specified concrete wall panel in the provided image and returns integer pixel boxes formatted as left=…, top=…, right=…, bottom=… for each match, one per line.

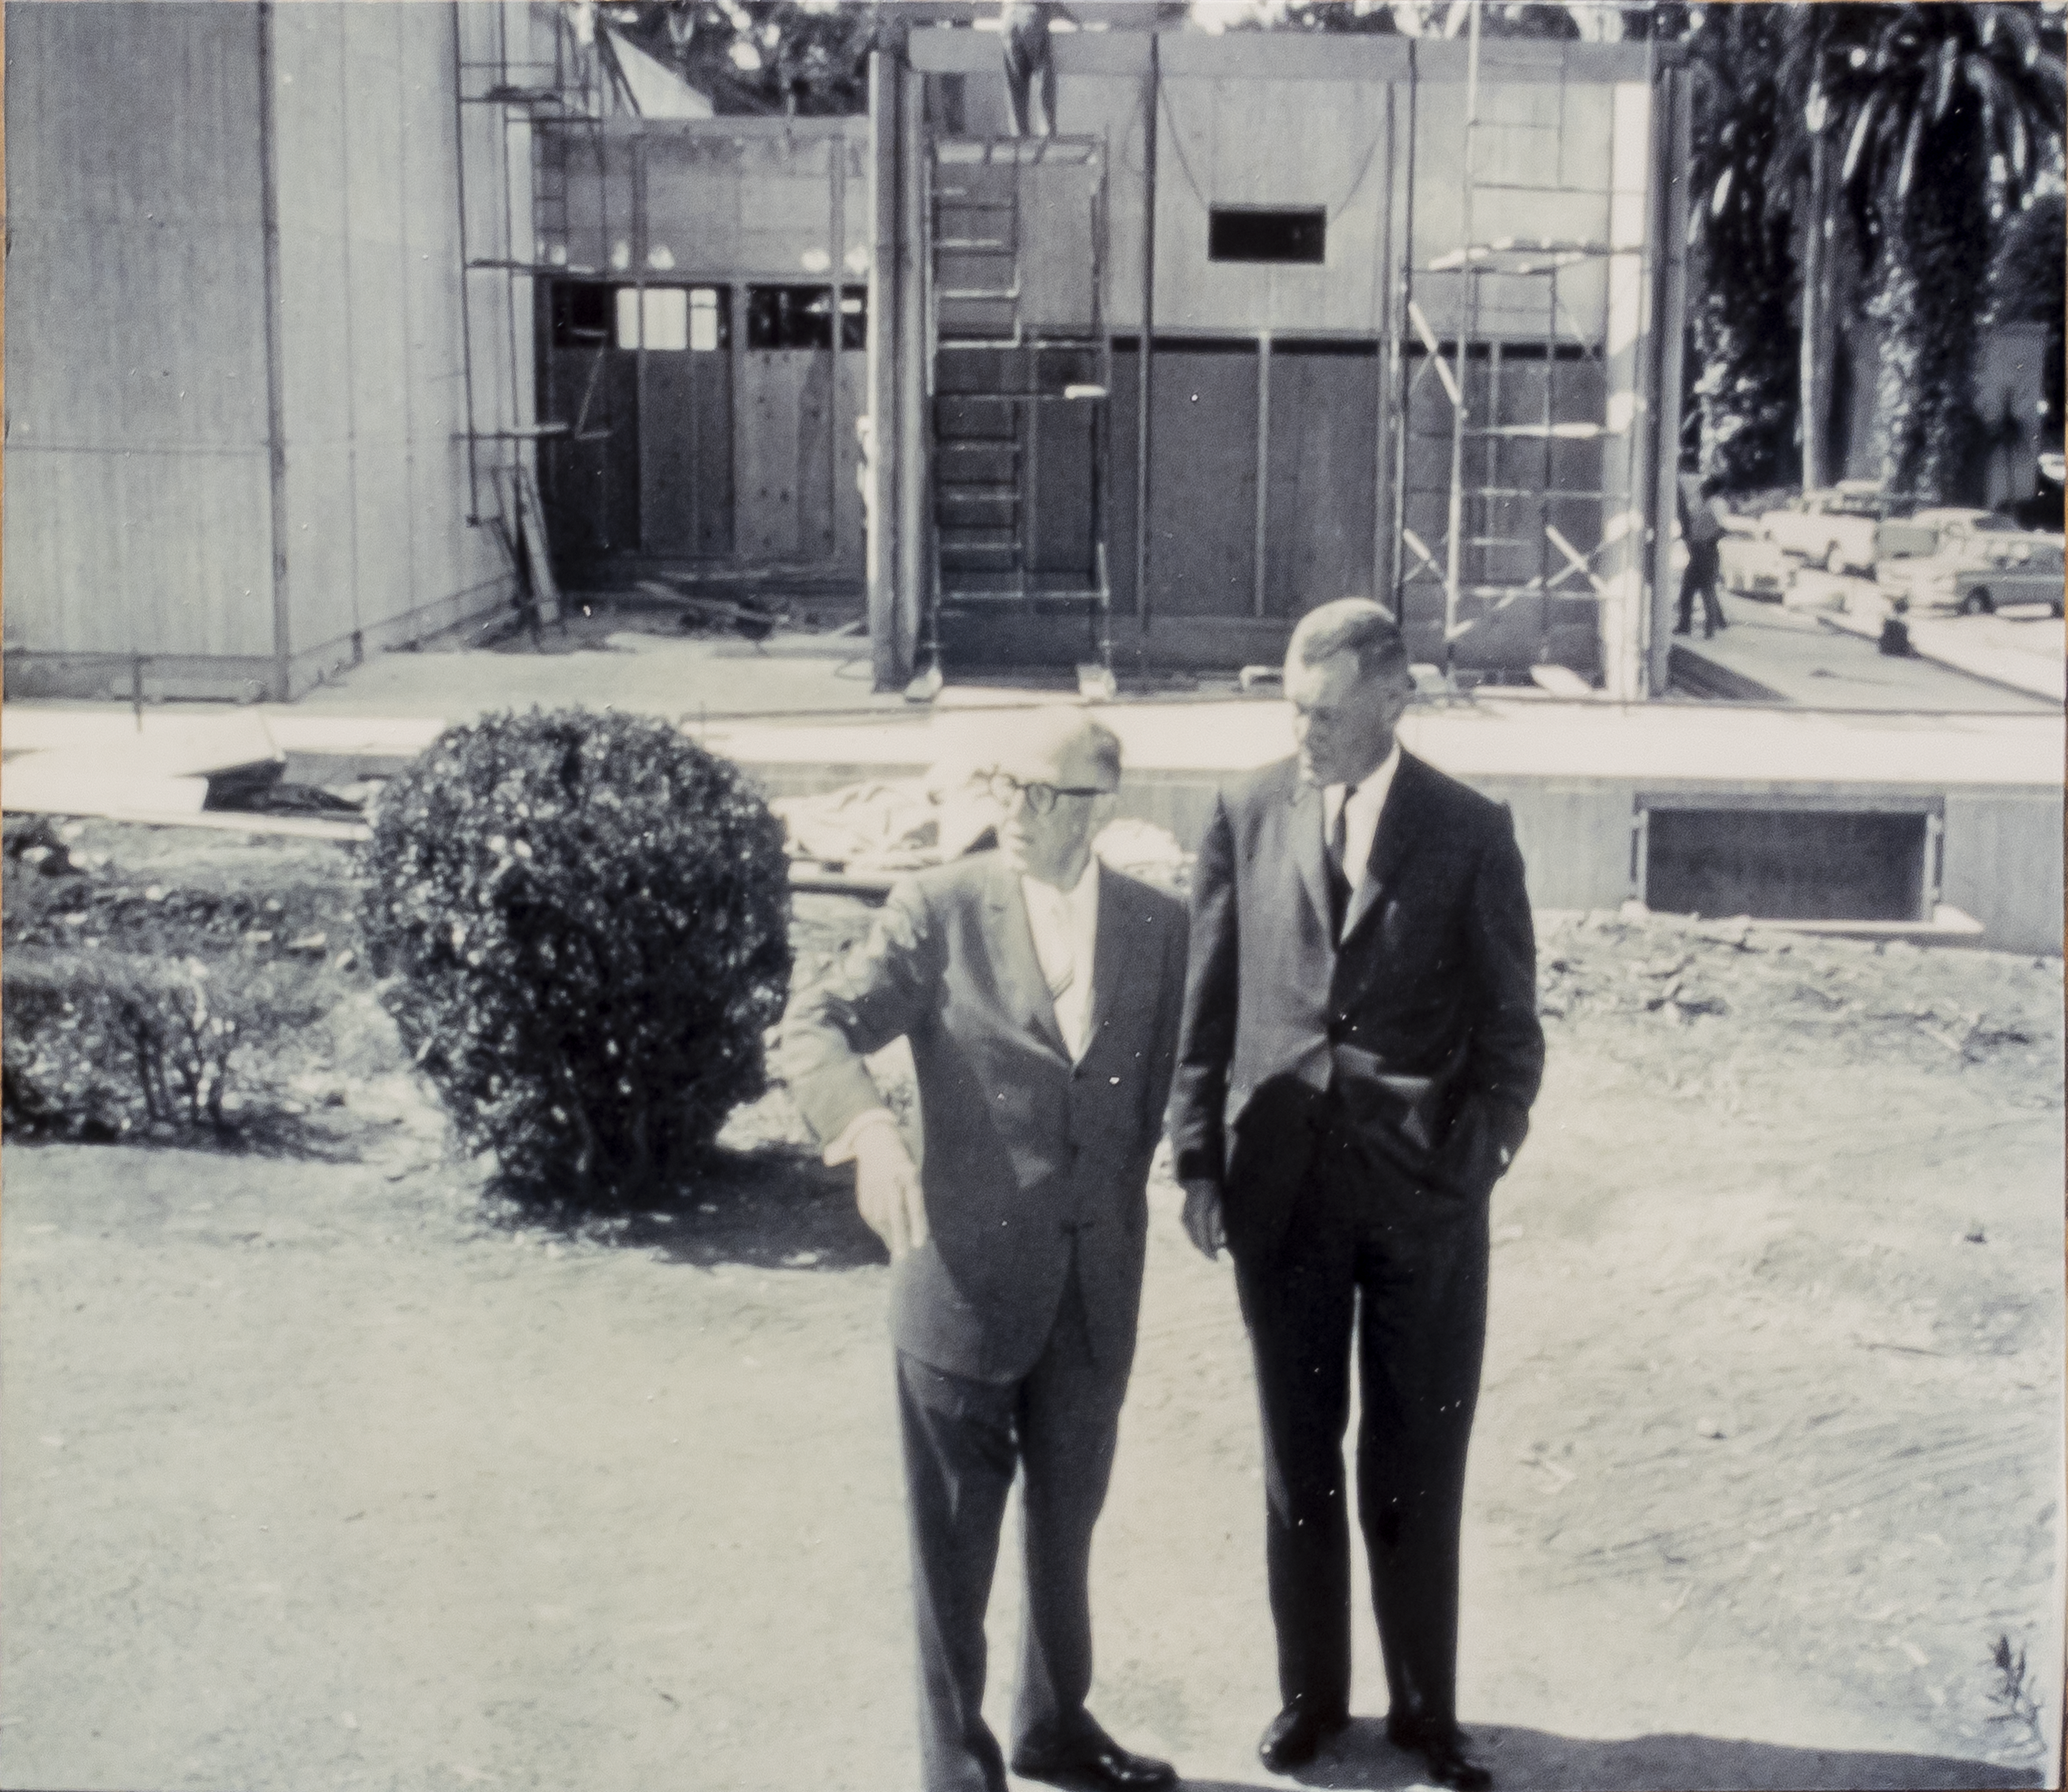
left=2, top=2, right=274, bottom=663
left=6, top=0, right=522, bottom=690
left=3, top=451, right=275, bottom=659
left=1153, top=75, right=1390, bottom=338
left=277, top=1, right=512, bottom=679
left=1943, top=789, right=2066, bottom=958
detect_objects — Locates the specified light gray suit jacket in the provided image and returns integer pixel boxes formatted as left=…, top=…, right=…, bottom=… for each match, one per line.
left=782, top=853, right=1189, bottom=1383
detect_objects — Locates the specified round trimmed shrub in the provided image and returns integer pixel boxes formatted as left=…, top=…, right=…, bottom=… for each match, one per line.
left=360, top=707, right=791, bottom=1205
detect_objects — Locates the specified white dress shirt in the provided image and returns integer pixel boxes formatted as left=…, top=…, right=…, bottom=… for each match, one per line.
left=821, top=858, right=1103, bottom=1168
left=1020, top=860, right=1100, bottom=1062
left=1323, top=741, right=1402, bottom=898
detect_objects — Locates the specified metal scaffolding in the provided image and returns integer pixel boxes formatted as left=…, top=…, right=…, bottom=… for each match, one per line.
left=1396, top=0, right=1661, bottom=688
left=451, top=4, right=606, bottom=512
left=916, top=134, right=1117, bottom=698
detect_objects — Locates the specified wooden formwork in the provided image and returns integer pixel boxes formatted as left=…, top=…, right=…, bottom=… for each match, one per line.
left=529, top=117, right=870, bottom=592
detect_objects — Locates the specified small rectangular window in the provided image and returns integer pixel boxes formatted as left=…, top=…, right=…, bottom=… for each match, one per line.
left=1208, top=206, right=1326, bottom=265
left=689, top=287, right=722, bottom=353
left=737, top=287, right=866, bottom=350
left=748, top=285, right=833, bottom=351
left=616, top=286, right=689, bottom=352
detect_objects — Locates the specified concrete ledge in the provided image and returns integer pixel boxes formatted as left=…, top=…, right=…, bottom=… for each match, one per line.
left=1668, top=643, right=1786, bottom=704
left=1621, top=901, right=1988, bottom=944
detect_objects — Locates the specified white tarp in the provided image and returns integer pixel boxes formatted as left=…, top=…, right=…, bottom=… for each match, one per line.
left=602, top=26, right=715, bottom=119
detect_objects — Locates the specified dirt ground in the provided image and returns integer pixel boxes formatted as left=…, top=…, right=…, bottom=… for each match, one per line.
left=2, top=825, right=2062, bottom=1792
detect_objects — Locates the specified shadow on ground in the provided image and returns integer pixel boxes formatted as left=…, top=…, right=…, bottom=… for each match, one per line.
left=0, top=1107, right=370, bottom=1166
left=1178, top=1719, right=2042, bottom=1792
left=489, top=1141, right=889, bottom=1273
left=644, top=1141, right=887, bottom=1271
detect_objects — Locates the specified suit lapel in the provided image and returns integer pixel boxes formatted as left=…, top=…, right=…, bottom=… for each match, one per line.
left=1083, top=862, right=1133, bottom=1051
left=983, top=859, right=1071, bottom=1061
left=1339, top=750, right=1423, bottom=951
left=1287, top=775, right=1334, bottom=942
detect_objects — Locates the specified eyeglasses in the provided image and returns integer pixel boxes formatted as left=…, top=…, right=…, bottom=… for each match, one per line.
left=981, top=772, right=1111, bottom=817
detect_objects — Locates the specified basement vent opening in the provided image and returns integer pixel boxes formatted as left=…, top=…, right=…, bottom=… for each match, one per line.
left=1208, top=206, right=1326, bottom=265
left=1642, top=807, right=1933, bottom=923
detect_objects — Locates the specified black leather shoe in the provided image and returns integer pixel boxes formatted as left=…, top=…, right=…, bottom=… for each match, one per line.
left=1257, top=1703, right=1349, bottom=1772
left=1387, top=1714, right=1493, bottom=1790
left=1009, top=1736, right=1177, bottom=1791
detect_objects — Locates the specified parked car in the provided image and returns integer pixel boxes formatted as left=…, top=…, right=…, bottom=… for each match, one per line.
left=1759, top=481, right=1896, bottom=573
left=1718, top=534, right=1791, bottom=598
left=1875, top=507, right=1994, bottom=561
left=1877, top=513, right=2066, bottom=617
left=2006, top=453, right=2066, bottom=532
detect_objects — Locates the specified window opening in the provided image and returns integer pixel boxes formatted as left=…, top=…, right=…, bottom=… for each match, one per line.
left=689, top=287, right=723, bottom=353
left=616, top=286, right=690, bottom=353
left=550, top=282, right=612, bottom=349
left=746, top=285, right=867, bottom=351
left=1208, top=206, right=1326, bottom=265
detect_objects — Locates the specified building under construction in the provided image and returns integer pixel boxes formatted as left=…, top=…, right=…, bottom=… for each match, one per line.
left=866, top=16, right=1692, bottom=698
left=4, top=3, right=1689, bottom=700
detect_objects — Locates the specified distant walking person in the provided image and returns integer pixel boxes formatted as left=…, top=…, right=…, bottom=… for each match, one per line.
left=783, top=711, right=1187, bottom=1792
left=1168, top=601, right=1545, bottom=1791
left=1675, top=471, right=1728, bottom=639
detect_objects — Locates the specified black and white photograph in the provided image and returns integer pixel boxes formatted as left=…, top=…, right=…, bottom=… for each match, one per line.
left=2, top=2, right=2063, bottom=1789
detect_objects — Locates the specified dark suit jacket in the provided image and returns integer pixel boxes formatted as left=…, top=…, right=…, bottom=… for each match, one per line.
left=1168, top=750, right=1544, bottom=1261
left=783, top=854, right=1190, bottom=1384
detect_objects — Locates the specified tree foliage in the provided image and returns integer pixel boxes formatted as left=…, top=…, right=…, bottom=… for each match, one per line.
left=1993, top=191, right=2067, bottom=445
left=1992, top=191, right=2066, bottom=327
left=1817, top=3, right=2066, bottom=501
left=1684, top=2, right=1801, bottom=489
left=598, top=1, right=881, bottom=115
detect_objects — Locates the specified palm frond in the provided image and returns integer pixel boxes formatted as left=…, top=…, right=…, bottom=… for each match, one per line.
left=1896, top=100, right=1926, bottom=202
left=1843, top=91, right=1882, bottom=185
left=1964, top=54, right=2006, bottom=160
left=1932, top=35, right=1960, bottom=121
left=1994, top=4, right=2039, bottom=64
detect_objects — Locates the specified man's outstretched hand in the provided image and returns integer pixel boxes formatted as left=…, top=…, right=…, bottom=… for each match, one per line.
left=1180, top=1178, right=1226, bottom=1260
left=855, top=1122, right=929, bottom=1259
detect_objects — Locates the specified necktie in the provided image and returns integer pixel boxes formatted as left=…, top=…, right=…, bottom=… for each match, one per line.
left=1326, top=784, right=1357, bottom=941
left=1037, top=890, right=1078, bottom=1054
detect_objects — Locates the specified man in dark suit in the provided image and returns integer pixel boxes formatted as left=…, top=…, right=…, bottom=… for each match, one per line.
left=1168, top=601, right=1544, bottom=1791
left=783, top=711, right=1188, bottom=1792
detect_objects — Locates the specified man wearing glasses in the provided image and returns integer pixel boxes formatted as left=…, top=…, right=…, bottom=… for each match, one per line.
left=783, top=711, right=1189, bottom=1792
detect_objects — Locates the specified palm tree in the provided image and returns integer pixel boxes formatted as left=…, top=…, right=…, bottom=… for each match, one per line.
left=1774, top=5, right=1859, bottom=490
left=1683, top=2, right=1801, bottom=489
left=1814, top=4, right=2066, bottom=504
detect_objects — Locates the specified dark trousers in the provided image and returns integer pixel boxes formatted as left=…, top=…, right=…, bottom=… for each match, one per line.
left=896, top=1270, right=1130, bottom=1792
left=1233, top=1117, right=1489, bottom=1728
left=1677, top=538, right=1726, bottom=635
